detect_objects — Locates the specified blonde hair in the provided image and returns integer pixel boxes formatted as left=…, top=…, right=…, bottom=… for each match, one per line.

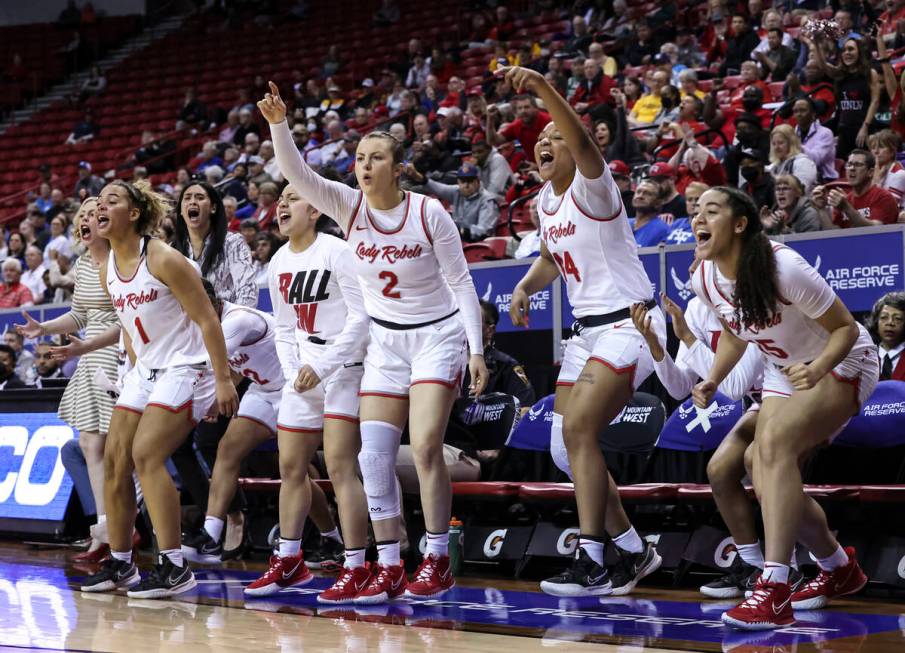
left=773, top=173, right=804, bottom=195
left=109, top=179, right=171, bottom=236
left=73, top=196, right=98, bottom=233
left=868, top=128, right=902, bottom=153
left=769, top=124, right=803, bottom=165
left=684, top=181, right=710, bottom=196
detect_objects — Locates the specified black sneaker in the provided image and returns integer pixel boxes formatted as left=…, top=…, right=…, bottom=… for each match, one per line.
left=744, top=566, right=805, bottom=598
left=307, top=537, right=345, bottom=572
left=80, top=558, right=141, bottom=593
left=182, top=529, right=222, bottom=565
left=700, top=557, right=759, bottom=598
left=540, top=548, right=613, bottom=597
left=126, top=556, right=197, bottom=599
left=609, top=541, right=663, bottom=596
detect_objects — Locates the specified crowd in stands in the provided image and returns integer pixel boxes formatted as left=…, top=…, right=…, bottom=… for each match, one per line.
left=5, top=0, right=905, bottom=392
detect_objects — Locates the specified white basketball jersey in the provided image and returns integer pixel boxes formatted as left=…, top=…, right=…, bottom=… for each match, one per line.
left=538, top=169, right=653, bottom=317
left=221, top=302, right=284, bottom=392
left=685, top=296, right=727, bottom=353
left=692, top=243, right=872, bottom=366
left=107, top=242, right=208, bottom=370
left=346, top=191, right=458, bottom=325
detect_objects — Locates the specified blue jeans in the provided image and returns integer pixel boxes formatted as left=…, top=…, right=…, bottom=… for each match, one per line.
left=61, top=438, right=95, bottom=517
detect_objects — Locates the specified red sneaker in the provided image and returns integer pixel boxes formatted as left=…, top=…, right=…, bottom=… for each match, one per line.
left=244, top=554, right=312, bottom=597
left=405, top=554, right=455, bottom=599
left=317, top=565, right=373, bottom=604
left=791, top=547, right=867, bottom=610
left=354, top=563, right=407, bottom=604
left=722, top=578, right=795, bottom=630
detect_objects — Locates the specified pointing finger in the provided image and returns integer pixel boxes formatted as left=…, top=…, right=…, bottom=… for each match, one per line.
left=268, top=80, right=280, bottom=97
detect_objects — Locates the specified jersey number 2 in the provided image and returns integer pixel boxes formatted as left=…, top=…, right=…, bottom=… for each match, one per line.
left=134, top=317, right=150, bottom=345
left=379, top=271, right=401, bottom=298
left=553, top=251, right=581, bottom=282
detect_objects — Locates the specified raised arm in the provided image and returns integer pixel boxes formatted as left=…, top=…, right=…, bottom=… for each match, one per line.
left=259, top=82, right=359, bottom=231
left=500, top=66, right=604, bottom=179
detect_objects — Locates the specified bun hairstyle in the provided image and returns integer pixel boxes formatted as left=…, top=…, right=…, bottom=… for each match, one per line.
left=109, top=179, right=171, bottom=236
left=712, top=186, right=780, bottom=330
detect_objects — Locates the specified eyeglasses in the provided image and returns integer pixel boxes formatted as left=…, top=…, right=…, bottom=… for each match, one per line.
left=845, top=162, right=867, bottom=169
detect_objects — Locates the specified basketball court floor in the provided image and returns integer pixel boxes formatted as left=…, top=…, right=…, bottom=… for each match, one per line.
left=1, top=542, right=903, bottom=653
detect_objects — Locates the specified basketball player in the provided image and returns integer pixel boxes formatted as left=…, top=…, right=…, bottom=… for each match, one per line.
left=690, top=186, right=877, bottom=629
left=501, top=66, right=663, bottom=598
left=81, top=180, right=239, bottom=598
left=260, top=82, right=487, bottom=602
left=244, top=184, right=370, bottom=597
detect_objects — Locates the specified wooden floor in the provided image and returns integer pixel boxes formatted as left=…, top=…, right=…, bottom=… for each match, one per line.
left=1, top=542, right=904, bottom=653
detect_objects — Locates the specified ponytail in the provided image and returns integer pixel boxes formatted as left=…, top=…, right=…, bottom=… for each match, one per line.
left=712, top=186, right=780, bottom=330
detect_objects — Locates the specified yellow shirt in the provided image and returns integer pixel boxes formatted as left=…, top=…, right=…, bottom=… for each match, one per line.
left=681, top=89, right=706, bottom=100
left=631, top=93, right=662, bottom=125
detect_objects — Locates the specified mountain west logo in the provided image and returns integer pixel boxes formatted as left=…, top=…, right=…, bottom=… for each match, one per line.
left=671, top=267, right=692, bottom=301
left=277, top=270, right=331, bottom=333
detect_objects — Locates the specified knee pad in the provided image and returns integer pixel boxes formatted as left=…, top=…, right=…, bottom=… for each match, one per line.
left=549, top=412, right=573, bottom=480
left=357, top=421, right=402, bottom=520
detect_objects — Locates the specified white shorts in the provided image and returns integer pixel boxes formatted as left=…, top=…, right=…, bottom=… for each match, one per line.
left=236, top=384, right=282, bottom=433
left=277, top=363, right=363, bottom=432
left=360, top=315, right=467, bottom=398
left=116, top=361, right=216, bottom=425
left=558, top=308, right=666, bottom=390
left=761, top=340, right=879, bottom=406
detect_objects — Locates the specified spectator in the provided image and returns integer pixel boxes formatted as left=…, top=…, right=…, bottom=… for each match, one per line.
left=27, top=209, right=51, bottom=250
left=608, top=160, right=635, bottom=218
left=567, top=15, right=594, bottom=54
left=177, top=87, right=207, bottom=129
left=219, top=109, right=241, bottom=143
left=665, top=181, right=709, bottom=244
left=65, top=109, right=99, bottom=145
left=813, top=149, right=900, bottom=228
left=253, top=232, right=281, bottom=288
left=869, top=129, right=905, bottom=211
left=239, top=218, right=259, bottom=249
left=571, top=58, right=615, bottom=115
left=221, top=163, right=249, bottom=204
left=6, top=234, right=26, bottom=264
left=406, top=54, right=431, bottom=90
left=807, top=34, right=879, bottom=158
left=33, top=343, right=65, bottom=385
left=588, top=42, right=619, bottom=78
left=133, top=130, right=176, bottom=174
left=326, top=130, right=360, bottom=175
left=738, top=147, right=775, bottom=210
left=247, top=155, right=272, bottom=186
left=240, top=132, right=262, bottom=161
left=373, top=0, right=400, bottom=27
left=3, top=331, right=34, bottom=385
left=409, top=163, right=500, bottom=242
left=21, top=246, right=46, bottom=304
left=752, top=9, right=796, bottom=54
left=594, top=91, right=645, bottom=165
left=719, top=14, right=760, bottom=76
left=652, top=84, right=681, bottom=126
left=44, top=215, right=73, bottom=264
left=678, top=69, right=706, bottom=99
left=486, top=95, right=551, bottom=163
left=232, top=107, right=260, bottom=146
left=259, top=140, right=283, bottom=183
left=727, top=62, right=771, bottom=113
left=793, top=97, right=837, bottom=182
left=73, top=161, right=103, bottom=199
left=194, top=141, right=224, bottom=175
left=767, top=124, right=818, bottom=193
left=628, top=69, right=668, bottom=126
left=624, top=21, right=659, bottom=66
left=235, top=180, right=258, bottom=219
left=867, top=292, right=905, bottom=381
left=725, top=113, right=770, bottom=186
left=471, top=138, right=512, bottom=202
left=675, top=29, right=707, bottom=69
left=250, top=181, right=280, bottom=229
left=647, top=162, right=687, bottom=218
left=439, top=76, right=467, bottom=110
left=754, top=27, right=797, bottom=82
left=761, top=174, right=821, bottom=234
left=77, top=65, right=106, bottom=103
left=630, top=180, right=670, bottom=246
left=48, top=244, right=75, bottom=303
left=291, top=123, right=321, bottom=168
left=322, top=45, right=342, bottom=78
left=222, top=196, right=240, bottom=231
left=0, top=344, right=26, bottom=390
left=34, top=183, right=54, bottom=214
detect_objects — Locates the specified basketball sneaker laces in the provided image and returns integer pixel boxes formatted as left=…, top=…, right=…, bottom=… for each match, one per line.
left=738, top=584, right=771, bottom=610
left=414, top=556, right=438, bottom=583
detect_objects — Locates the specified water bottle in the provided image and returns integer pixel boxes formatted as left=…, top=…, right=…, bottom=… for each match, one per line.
left=448, top=517, right=464, bottom=576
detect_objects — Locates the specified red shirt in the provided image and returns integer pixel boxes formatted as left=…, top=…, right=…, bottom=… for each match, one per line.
left=729, top=81, right=771, bottom=111
left=833, top=185, right=900, bottom=228
left=500, top=111, right=552, bottom=163
left=0, top=282, right=34, bottom=308
left=676, top=156, right=727, bottom=194
left=570, top=75, right=615, bottom=110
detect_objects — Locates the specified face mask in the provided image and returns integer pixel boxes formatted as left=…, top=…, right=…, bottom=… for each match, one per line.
left=742, top=97, right=760, bottom=112
left=661, top=96, right=677, bottom=110
left=712, top=10, right=723, bottom=21
left=740, top=165, right=760, bottom=182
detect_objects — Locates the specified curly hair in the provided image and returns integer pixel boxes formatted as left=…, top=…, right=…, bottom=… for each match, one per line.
left=711, top=186, right=780, bottom=330
left=866, top=291, right=905, bottom=345
left=108, top=179, right=171, bottom=236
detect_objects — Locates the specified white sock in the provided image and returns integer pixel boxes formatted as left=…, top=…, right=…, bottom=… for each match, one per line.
left=761, top=562, right=790, bottom=584
left=204, top=516, right=224, bottom=542
left=578, top=536, right=605, bottom=566
left=425, top=530, right=449, bottom=558
left=612, top=527, right=644, bottom=554
left=111, top=550, right=132, bottom=564
left=160, top=548, right=183, bottom=567
left=345, top=547, right=366, bottom=569
left=321, top=527, right=342, bottom=544
left=817, top=545, right=849, bottom=572
left=279, top=538, right=301, bottom=558
left=790, top=547, right=799, bottom=571
left=376, top=540, right=400, bottom=566
left=735, top=542, right=765, bottom=569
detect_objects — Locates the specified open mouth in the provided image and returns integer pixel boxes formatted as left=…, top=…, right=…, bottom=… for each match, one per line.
left=694, top=228, right=711, bottom=244
left=187, top=207, right=201, bottom=220
left=278, top=210, right=291, bottom=226
left=538, top=151, right=554, bottom=166
left=80, top=225, right=91, bottom=239
left=96, top=215, right=110, bottom=229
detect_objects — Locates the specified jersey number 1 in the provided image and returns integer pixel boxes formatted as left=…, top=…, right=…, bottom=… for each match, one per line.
left=134, top=317, right=150, bottom=345
left=379, top=271, right=401, bottom=298
left=553, top=251, right=581, bottom=282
